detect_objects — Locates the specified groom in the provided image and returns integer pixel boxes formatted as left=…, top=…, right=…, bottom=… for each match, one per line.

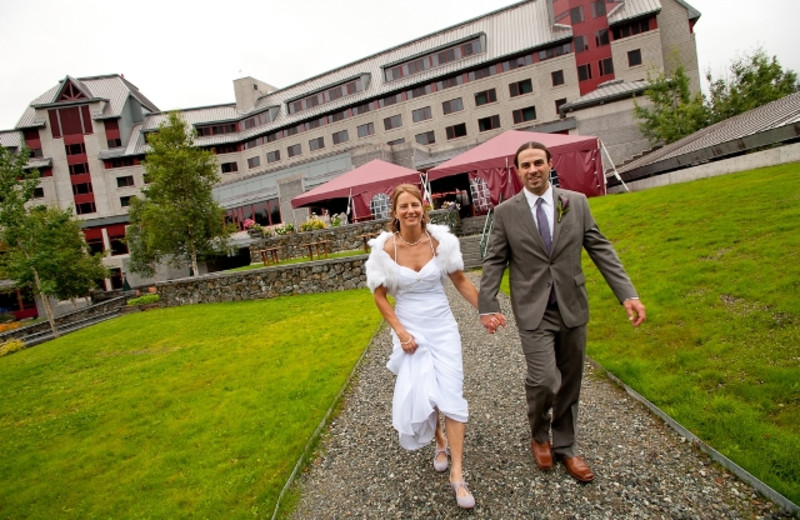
left=478, top=141, right=645, bottom=483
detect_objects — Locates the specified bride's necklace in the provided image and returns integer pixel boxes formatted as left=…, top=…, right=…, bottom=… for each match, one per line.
left=396, top=230, right=428, bottom=247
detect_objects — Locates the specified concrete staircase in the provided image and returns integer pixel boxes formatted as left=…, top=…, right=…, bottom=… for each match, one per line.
left=22, top=310, right=122, bottom=347
left=456, top=215, right=489, bottom=270
left=458, top=234, right=484, bottom=270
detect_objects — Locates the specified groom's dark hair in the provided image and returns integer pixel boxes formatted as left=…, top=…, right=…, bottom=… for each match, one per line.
left=514, top=141, right=551, bottom=167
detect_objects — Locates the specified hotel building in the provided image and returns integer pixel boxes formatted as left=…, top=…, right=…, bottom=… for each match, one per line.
left=0, top=0, right=700, bottom=295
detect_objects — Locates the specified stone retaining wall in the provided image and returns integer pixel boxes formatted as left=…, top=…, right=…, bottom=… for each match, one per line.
left=248, top=209, right=458, bottom=262
left=157, top=256, right=368, bottom=306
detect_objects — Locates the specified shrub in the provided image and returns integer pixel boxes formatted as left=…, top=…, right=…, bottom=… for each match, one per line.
left=301, top=214, right=327, bottom=232
left=0, top=312, right=15, bottom=324
left=274, top=223, right=295, bottom=235
left=0, top=339, right=26, bottom=357
left=0, top=322, right=21, bottom=333
left=127, top=294, right=160, bottom=306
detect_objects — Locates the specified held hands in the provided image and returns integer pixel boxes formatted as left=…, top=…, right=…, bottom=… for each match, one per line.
left=624, top=298, right=646, bottom=327
left=480, top=313, right=507, bottom=334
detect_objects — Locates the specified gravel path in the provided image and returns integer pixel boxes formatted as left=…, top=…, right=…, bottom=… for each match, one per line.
left=290, top=273, right=788, bottom=519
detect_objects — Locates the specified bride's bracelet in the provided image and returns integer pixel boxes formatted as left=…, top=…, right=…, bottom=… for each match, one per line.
left=400, top=335, right=413, bottom=345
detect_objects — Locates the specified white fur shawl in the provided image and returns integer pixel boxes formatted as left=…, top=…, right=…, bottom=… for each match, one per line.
left=365, top=224, right=463, bottom=294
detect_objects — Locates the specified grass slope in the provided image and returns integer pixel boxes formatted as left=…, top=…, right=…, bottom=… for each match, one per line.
left=582, top=163, right=799, bottom=503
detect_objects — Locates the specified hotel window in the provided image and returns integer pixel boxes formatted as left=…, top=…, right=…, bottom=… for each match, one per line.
left=212, top=144, right=238, bottom=155
left=613, top=19, right=651, bottom=39
left=221, top=161, right=238, bottom=173
left=477, top=115, right=501, bottom=132
left=592, top=0, right=606, bottom=17
left=332, top=129, right=349, bottom=145
left=287, top=143, right=302, bottom=157
left=509, top=79, right=533, bottom=97
left=247, top=156, right=261, bottom=169
left=69, top=163, right=89, bottom=175
left=383, top=35, right=484, bottom=82
left=442, top=98, right=464, bottom=115
left=267, top=150, right=281, bottom=163
left=75, top=202, right=96, bottom=215
left=309, top=136, right=325, bottom=151
left=357, top=122, right=375, bottom=138
left=555, top=98, right=567, bottom=114
left=578, top=64, right=593, bottom=82
left=120, top=196, right=132, bottom=207
left=445, top=123, right=467, bottom=140
left=574, top=35, right=588, bottom=53
left=72, top=182, right=93, bottom=195
left=570, top=6, right=584, bottom=23
left=628, top=49, right=642, bottom=67
left=551, top=70, right=565, bottom=86
left=65, top=143, right=86, bottom=155
left=415, top=131, right=435, bottom=145
left=197, top=123, right=237, bottom=136
left=33, top=187, right=45, bottom=199
left=474, top=88, right=497, bottom=106
left=412, top=106, right=432, bottom=123
left=599, top=58, right=614, bottom=76
left=107, top=138, right=123, bottom=148
left=384, top=114, right=403, bottom=131
left=117, top=175, right=135, bottom=188
left=595, top=29, right=609, bottom=47
left=512, top=106, right=537, bottom=124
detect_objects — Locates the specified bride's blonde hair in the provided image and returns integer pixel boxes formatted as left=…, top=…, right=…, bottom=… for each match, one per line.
left=388, top=184, right=429, bottom=233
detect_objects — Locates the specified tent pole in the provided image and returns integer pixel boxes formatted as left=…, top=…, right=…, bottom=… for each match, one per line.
left=600, top=140, right=629, bottom=193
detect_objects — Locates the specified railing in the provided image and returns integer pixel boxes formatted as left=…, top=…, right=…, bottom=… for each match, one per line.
left=479, top=207, right=494, bottom=259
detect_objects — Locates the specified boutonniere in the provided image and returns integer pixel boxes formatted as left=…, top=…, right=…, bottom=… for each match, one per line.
left=556, top=195, right=570, bottom=223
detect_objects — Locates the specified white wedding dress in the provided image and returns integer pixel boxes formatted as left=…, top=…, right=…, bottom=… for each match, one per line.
left=366, top=224, right=468, bottom=451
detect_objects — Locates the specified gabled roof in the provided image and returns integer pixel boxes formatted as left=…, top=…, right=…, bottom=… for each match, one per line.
left=619, top=91, right=800, bottom=179
left=15, top=74, right=159, bottom=129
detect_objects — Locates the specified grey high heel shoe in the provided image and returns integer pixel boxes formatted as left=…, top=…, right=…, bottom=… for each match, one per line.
left=450, top=480, right=475, bottom=509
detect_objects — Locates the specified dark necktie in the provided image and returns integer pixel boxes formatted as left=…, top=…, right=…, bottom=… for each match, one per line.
left=535, top=198, right=551, bottom=253
left=535, top=198, right=557, bottom=305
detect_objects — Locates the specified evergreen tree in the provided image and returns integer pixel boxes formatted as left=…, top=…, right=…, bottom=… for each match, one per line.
left=129, top=112, right=230, bottom=277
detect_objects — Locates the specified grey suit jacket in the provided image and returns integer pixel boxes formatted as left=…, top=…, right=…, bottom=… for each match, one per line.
left=478, top=187, right=637, bottom=330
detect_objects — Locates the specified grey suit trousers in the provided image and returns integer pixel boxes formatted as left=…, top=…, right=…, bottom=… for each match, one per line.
left=518, top=304, right=587, bottom=458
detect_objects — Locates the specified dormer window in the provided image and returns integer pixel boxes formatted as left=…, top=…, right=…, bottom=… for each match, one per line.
left=383, top=35, right=486, bottom=83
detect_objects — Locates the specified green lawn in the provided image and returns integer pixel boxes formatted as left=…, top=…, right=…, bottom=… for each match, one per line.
left=229, top=248, right=366, bottom=271
left=0, top=290, right=380, bottom=519
left=507, top=162, right=799, bottom=503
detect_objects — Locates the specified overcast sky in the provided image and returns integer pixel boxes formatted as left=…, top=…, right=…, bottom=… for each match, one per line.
left=1, top=0, right=798, bottom=130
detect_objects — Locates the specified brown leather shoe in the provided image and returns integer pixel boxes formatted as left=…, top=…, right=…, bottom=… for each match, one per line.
left=530, top=440, right=553, bottom=471
left=561, top=455, right=594, bottom=483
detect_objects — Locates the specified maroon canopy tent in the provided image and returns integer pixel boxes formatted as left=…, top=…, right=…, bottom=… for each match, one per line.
left=291, top=159, right=422, bottom=218
left=427, top=130, right=605, bottom=207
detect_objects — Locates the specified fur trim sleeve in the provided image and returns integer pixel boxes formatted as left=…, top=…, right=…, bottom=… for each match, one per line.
left=365, top=231, right=397, bottom=293
left=428, top=224, right=464, bottom=274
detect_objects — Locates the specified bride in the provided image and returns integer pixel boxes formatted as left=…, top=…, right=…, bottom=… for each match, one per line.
left=366, top=184, right=481, bottom=509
